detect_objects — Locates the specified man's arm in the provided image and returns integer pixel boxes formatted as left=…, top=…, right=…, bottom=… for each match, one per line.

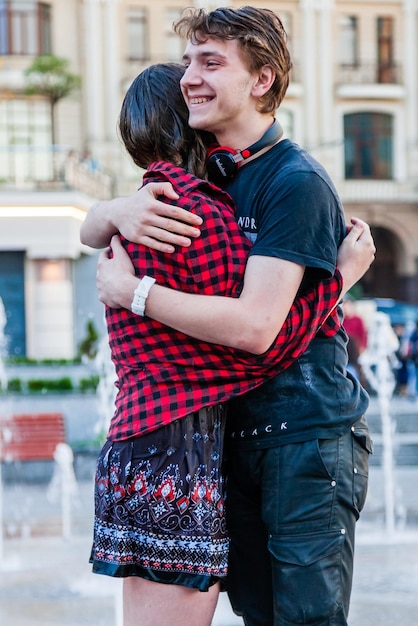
left=80, top=183, right=202, bottom=252
left=96, top=219, right=375, bottom=355
left=98, top=238, right=304, bottom=354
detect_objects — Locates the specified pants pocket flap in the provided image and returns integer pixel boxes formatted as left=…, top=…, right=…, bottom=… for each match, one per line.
left=351, top=427, right=373, bottom=454
left=268, top=529, right=345, bottom=567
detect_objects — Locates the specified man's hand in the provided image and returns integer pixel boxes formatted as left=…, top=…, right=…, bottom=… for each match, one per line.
left=337, top=217, right=376, bottom=294
left=123, top=183, right=203, bottom=253
left=80, top=182, right=203, bottom=252
left=96, top=236, right=138, bottom=308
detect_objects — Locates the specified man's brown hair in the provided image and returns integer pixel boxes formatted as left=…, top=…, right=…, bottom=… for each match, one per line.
left=174, top=6, right=293, bottom=114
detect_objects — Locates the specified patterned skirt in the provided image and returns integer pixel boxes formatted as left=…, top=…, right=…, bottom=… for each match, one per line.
left=90, top=405, right=229, bottom=591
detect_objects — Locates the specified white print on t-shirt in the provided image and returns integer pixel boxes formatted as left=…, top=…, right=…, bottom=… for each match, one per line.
left=237, top=216, right=257, bottom=231
left=230, top=424, right=273, bottom=439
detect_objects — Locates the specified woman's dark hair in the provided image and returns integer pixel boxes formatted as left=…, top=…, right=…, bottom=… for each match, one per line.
left=119, top=63, right=213, bottom=178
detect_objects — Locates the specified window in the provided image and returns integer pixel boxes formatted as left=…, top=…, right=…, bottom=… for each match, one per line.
left=0, top=1, right=6, bottom=51
left=39, top=2, right=51, bottom=53
left=0, top=98, right=52, bottom=182
left=277, top=109, right=294, bottom=141
left=35, top=259, right=70, bottom=282
left=127, top=6, right=148, bottom=61
left=280, top=11, right=292, bottom=42
left=344, top=112, right=393, bottom=179
left=165, top=7, right=183, bottom=61
left=0, top=251, right=26, bottom=357
left=279, top=12, right=300, bottom=81
left=339, top=16, right=358, bottom=66
left=30, top=258, right=74, bottom=359
left=377, top=16, right=395, bottom=83
left=0, top=1, right=51, bottom=55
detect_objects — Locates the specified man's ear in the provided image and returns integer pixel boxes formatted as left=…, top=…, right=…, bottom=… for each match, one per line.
left=252, top=65, right=275, bottom=97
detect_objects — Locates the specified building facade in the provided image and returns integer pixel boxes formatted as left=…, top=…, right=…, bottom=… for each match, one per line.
left=0, top=0, right=417, bottom=359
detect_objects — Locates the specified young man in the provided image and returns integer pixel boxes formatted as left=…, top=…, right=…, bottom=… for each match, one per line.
left=90, top=62, right=359, bottom=626
left=81, top=7, right=375, bottom=625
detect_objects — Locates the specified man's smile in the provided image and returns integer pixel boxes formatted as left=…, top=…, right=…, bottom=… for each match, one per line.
left=188, top=96, right=213, bottom=105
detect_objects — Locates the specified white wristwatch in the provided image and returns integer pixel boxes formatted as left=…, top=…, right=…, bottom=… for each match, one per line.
left=131, top=276, right=156, bottom=316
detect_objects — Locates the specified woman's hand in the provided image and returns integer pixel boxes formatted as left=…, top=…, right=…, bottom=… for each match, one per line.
left=96, top=236, right=138, bottom=309
left=337, top=217, right=376, bottom=294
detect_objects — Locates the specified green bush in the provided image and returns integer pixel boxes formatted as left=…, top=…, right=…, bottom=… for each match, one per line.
left=7, top=378, right=22, bottom=392
left=26, top=379, right=46, bottom=392
left=78, top=319, right=99, bottom=360
left=2, top=374, right=101, bottom=394
left=27, top=377, right=74, bottom=392
left=6, top=356, right=81, bottom=365
left=79, top=375, right=100, bottom=392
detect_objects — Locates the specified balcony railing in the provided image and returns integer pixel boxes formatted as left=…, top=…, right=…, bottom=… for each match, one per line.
left=337, top=179, right=418, bottom=202
left=0, top=146, right=115, bottom=200
left=63, top=153, right=115, bottom=200
left=336, top=62, right=403, bottom=86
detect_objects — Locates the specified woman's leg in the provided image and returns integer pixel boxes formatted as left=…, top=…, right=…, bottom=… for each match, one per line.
left=123, top=578, right=220, bottom=626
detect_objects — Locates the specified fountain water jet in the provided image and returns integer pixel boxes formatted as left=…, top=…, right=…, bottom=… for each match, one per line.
left=47, top=442, right=78, bottom=539
left=92, top=326, right=122, bottom=625
left=359, top=311, right=400, bottom=536
left=93, top=332, right=116, bottom=440
left=0, top=297, right=15, bottom=569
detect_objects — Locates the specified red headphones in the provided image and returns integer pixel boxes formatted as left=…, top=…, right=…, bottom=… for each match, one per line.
left=207, top=119, right=283, bottom=185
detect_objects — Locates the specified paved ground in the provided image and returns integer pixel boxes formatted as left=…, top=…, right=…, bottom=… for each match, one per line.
left=1, top=395, right=418, bottom=625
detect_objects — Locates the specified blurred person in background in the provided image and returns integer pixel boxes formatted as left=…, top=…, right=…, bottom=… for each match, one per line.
left=406, top=319, right=418, bottom=400
left=342, top=296, right=368, bottom=385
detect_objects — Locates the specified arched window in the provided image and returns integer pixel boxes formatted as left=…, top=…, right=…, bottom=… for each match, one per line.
left=344, top=112, right=393, bottom=179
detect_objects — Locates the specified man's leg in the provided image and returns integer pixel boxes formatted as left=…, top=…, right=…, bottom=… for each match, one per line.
left=226, top=417, right=371, bottom=626
left=226, top=448, right=274, bottom=626
left=265, top=421, right=371, bottom=625
left=123, top=578, right=219, bottom=626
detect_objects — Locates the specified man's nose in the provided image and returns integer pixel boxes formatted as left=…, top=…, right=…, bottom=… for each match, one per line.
left=181, top=64, right=201, bottom=86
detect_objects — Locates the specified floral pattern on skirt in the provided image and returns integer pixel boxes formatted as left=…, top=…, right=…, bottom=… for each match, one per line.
left=90, top=405, right=229, bottom=590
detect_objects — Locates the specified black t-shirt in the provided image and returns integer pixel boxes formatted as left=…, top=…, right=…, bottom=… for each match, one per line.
left=225, top=139, right=369, bottom=448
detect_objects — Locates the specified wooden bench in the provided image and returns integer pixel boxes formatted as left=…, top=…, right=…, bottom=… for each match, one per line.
left=0, top=413, right=66, bottom=462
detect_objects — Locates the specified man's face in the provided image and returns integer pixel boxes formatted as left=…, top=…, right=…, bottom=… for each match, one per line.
left=180, top=37, right=258, bottom=144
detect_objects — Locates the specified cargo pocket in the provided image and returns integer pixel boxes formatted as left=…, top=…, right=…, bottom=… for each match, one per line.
left=351, top=418, right=373, bottom=514
left=268, top=529, right=345, bottom=624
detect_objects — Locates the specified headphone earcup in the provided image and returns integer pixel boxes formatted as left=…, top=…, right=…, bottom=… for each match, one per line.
left=206, top=119, right=283, bottom=185
left=206, top=146, right=239, bottom=184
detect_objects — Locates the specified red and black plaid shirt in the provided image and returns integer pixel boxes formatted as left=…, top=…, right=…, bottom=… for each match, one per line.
left=106, top=162, right=342, bottom=440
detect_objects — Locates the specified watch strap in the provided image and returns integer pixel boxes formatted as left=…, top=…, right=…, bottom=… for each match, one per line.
left=131, top=276, right=156, bottom=316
